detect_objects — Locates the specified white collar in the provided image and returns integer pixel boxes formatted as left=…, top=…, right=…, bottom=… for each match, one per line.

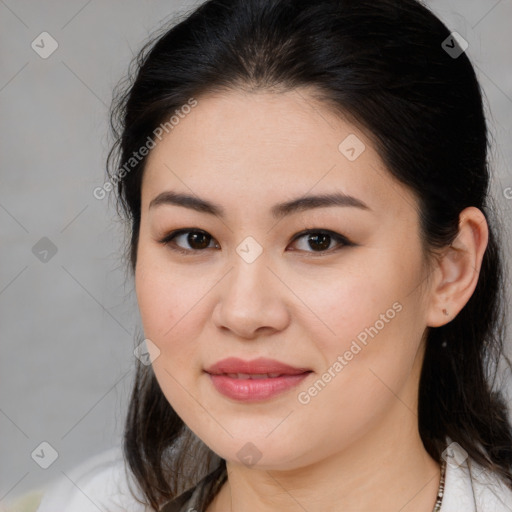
left=441, top=450, right=512, bottom=511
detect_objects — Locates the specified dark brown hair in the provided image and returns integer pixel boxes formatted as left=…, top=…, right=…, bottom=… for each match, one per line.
left=106, top=0, right=512, bottom=509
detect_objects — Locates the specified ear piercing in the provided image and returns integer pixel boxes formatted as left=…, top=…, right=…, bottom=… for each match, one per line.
left=441, top=310, right=450, bottom=348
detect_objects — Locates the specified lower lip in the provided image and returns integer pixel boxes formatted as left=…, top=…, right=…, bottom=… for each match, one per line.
left=207, top=372, right=311, bottom=402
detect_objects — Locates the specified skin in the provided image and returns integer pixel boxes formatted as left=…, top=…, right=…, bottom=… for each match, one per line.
left=135, top=88, right=488, bottom=512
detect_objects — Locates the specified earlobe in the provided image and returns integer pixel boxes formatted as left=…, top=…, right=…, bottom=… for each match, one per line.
left=425, top=207, right=489, bottom=328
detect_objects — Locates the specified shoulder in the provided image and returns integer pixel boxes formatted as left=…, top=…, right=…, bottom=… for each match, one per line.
left=36, top=446, right=151, bottom=512
left=470, top=458, right=512, bottom=511
left=442, top=453, right=512, bottom=511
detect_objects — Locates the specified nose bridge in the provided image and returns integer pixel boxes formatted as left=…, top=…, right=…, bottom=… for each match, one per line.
left=228, top=233, right=271, bottom=293
left=226, top=245, right=273, bottom=305
left=213, top=242, right=289, bottom=336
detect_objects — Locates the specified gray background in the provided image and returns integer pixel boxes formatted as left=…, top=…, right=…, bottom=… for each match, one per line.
left=1, top=0, right=511, bottom=503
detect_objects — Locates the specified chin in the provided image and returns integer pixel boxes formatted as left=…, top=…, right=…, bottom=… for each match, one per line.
left=196, top=430, right=309, bottom=470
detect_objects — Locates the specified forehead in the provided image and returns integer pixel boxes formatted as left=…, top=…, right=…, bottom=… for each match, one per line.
left=147, top=88, right=355, bottom=167
left=141, top=89, right=418, bottom=219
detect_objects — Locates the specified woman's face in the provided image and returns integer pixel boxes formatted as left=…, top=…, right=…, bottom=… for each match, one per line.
left=135, top=89, right=434, bottom=469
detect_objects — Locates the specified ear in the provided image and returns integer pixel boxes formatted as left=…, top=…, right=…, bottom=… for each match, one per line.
left=425, top=206, right=489, bottom=327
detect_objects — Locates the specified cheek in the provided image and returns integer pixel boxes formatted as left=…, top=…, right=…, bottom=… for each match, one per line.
left=134, top=254, right=204, bottom=366
left=135, top=242, right=200, bottom=333
left=135, top=259, right=207, bottom=414
left=292, top=281, right=423, bottom=461
left=306, top=246, right=426, bottom=385
left=307, top=268, right=405, bottom=348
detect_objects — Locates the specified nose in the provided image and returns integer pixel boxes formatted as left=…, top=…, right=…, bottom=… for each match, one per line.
left=211, top=252, right=291, bottom=339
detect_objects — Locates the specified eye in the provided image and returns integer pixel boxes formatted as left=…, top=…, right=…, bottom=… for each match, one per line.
left=158, top=229, right=219, bottom=254
left=288, top=229, right=354, bottom=254
left=158, top=228, right=354, bottom=256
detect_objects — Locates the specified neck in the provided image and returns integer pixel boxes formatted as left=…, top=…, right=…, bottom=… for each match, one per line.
left=208, top=407, right=441, bottom=512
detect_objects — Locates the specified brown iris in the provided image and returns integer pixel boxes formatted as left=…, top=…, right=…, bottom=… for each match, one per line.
left=307, top=233, right=331, bottom=251
left=187, top=231, right=211, bottom=250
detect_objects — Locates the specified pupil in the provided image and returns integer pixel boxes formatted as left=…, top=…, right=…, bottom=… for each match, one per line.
left=188, top=232, right=210, bottom=249
left=309, top=233, right=330, bottom=251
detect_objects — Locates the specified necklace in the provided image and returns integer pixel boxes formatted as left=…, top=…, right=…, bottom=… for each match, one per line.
left=432, top=458, right=447, bottom=512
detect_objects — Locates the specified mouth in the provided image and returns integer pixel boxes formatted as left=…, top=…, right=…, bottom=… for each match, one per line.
left=204, top=357, right=313, bottom=402
left=205, top=356, right=311, bottom=375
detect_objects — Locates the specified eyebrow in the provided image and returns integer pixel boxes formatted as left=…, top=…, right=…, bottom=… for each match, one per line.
left=149, top=190, right=371, bottom=219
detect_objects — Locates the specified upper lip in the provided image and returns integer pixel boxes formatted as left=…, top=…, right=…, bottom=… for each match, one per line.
left=205, top=357, right=311, bottom=376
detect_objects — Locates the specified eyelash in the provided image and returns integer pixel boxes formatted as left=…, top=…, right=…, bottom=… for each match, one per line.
left=157, top=228, right=355, bottom=256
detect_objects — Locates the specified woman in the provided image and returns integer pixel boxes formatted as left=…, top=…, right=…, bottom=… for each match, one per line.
left=37, top=0, right=512, bottom=510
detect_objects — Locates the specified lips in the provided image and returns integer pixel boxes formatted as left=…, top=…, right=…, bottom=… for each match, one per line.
left=205, top=357, right=311, bottom=376
left=204, top=357, right=312, bottom=402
